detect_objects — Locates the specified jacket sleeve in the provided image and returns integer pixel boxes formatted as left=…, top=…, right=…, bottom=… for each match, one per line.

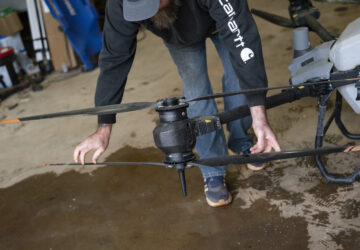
left=202, top=0, right=268, bottom=107
left=95, top=0, right=139, bottom=124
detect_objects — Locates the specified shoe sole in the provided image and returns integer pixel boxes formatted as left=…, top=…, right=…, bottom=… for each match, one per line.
left=247, top=162, right=268, bottom=171
left=229, top=149, right=268, bottom=171
left=206, top=192, right=233, bottom=207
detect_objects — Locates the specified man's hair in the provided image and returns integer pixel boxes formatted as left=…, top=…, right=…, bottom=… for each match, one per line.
left=151, top=0, right=182, bottom=29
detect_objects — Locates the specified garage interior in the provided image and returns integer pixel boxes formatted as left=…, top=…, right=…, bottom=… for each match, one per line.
left=0, top=0, right=360, bottom=249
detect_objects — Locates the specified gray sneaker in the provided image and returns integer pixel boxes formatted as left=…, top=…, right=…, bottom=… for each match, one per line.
left=204, top=176, right=232, bottom=207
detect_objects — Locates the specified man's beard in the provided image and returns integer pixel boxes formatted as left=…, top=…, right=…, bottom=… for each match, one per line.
left=151, top=0, right=181, bottom=29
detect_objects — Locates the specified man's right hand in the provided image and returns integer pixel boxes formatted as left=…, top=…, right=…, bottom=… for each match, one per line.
left=73, top=124, right=112, bottom=165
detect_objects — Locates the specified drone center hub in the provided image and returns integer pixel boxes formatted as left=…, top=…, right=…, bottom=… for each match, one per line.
left=153, top=98, right=196, bottom=165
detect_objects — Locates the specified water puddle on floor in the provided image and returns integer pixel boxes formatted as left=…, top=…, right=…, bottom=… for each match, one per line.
left=1, top=146, right=359, bottom=249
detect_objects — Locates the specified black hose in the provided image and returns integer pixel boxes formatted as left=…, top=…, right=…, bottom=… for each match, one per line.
left=251, top=9, right=295, bottom=28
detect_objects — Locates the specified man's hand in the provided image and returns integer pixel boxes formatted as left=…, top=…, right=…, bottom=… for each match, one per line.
left=249, top=106, right=281, bottom=154
left=73, top=124, right=112, bottom=165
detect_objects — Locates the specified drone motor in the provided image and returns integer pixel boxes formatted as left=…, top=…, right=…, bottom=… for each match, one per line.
left=153, top=97, right=196, bottom=164
left=153, top=97, right=197, bottom=196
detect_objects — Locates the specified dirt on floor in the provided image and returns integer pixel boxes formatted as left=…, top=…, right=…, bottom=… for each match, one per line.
left=1, top=0, right=360, bottom=249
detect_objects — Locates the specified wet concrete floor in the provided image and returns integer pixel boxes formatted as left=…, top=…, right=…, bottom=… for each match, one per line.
left=1, top=2, right=360, bottom=249
left=1, top=145, right=359, bottom=250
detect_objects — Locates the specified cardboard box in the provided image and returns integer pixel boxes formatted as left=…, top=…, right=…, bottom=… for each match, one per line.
left=0, top=12, right=23, bottom=36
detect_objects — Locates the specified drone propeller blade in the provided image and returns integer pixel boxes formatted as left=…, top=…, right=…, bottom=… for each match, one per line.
left=194, top=145, right=360, bottom=167
left=2, top=76, right=359, bottom=125
left=45, top=145, right=360, bottom=167
left=184, top=77, right=360, bottom=103
left=251, top=8, right=295, bottom=28
left=1, top=102, right=158, bottom=124
left=41, top=161, right=167, bottom=167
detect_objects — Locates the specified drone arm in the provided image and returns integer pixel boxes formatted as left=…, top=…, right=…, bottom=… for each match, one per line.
left=191, top=116, right=222, bottom=137
left=218, top=87, right=310, bottom=125
left=185, top=88, right=311, bottom=141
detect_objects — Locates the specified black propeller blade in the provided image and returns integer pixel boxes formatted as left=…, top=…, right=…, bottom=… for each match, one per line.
left=41, top=161, right=167, bottom=167
left=194, top=145, right=360, bottom=167
left=42, top=145, right=360, bottom=197
left=183, top=77, right=360, bottom=103
left=43, top=145, right=360, bottom=168
left=2, top=77, right=359, bottom=124
left=1, top=102, right=157, bottom=124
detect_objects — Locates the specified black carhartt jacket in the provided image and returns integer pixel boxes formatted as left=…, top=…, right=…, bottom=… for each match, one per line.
left=96, top=0, right=268, bottom=124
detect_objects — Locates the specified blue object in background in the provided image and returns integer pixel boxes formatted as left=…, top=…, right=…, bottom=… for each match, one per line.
left=43, top=0, right=102, bottom=71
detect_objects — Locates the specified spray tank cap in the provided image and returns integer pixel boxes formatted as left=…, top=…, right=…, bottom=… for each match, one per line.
left=293, top=27, right=311, bottom=51
left=293, top=27, right=312, bottom=58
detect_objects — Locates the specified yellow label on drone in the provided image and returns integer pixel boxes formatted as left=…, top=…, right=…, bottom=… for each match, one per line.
left=205, top=120, right=211, bottom=123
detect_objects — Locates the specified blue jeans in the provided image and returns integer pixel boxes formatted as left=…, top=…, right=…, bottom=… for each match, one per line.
left=165, top=35, right=253, bottom=178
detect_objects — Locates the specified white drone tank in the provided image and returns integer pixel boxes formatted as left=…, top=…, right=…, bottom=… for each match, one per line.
left=329, top=18, right=360, bottom=114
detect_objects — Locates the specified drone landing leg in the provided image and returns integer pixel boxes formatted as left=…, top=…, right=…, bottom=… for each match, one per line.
left=334, top=91, right=360, bottom=139
left=314, top=93, right=360, bottom=183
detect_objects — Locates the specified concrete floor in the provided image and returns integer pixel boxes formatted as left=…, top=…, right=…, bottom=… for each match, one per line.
left=1, top=0, right=360, bottom=249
